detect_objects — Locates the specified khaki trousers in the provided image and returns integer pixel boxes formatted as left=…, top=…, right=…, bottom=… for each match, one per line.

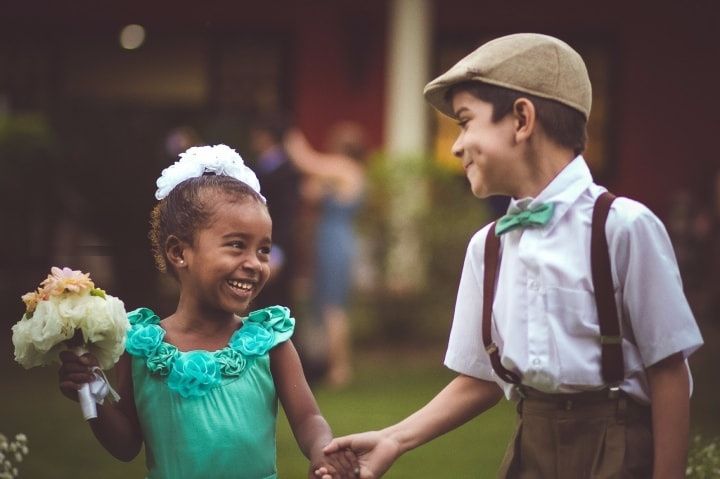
left=497, top=389, right=653, bottom=479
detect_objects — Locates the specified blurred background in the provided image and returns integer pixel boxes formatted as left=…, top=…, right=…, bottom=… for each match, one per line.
left=1, top=0, right=719, bottom=477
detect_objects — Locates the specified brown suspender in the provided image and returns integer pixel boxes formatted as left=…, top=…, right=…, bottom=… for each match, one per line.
left=481, top=192, right=622, bottom=386
left=591, top=192, right=624, bottom=384
left=482, top=223, right=521, bottom=384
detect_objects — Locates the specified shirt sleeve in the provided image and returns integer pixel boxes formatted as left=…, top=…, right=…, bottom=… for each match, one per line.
left=444, top=226, right=496, bottom=381
left=609, top=198, right=703, bottom=367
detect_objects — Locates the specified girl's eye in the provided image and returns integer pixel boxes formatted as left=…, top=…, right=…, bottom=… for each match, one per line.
left=259, top=246, right=271, bottom=255
left=230, top=241, right=245, bottom=249
left=458, top=119, right=469, bottom=130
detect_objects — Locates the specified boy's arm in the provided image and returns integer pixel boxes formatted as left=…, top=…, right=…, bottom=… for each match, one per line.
left=646, top=352, right=690, bottom=479
left=59, top=352, right=143, bottom=461
left=270, top=341, right=357, bottom=478
left=324, top=374, right=503, bottom=478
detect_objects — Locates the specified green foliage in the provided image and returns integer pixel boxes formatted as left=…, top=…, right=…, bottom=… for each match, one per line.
left=355, top=152, right=491, bottom=343
left=687, top=435, right=720, bottom=478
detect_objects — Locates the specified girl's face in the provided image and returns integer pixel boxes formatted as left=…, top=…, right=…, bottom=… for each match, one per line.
left=182, top=196, right=272, bottom=315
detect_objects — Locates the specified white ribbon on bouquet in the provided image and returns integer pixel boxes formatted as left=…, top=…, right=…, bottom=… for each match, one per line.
left=73, top=346, right=121, bottom=420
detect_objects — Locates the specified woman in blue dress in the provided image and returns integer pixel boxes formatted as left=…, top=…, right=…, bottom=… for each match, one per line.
left=285, top=122, right=367, bottom=387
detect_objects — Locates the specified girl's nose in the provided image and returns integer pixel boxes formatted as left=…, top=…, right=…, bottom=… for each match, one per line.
left=241, top=253, right=262, bottom=272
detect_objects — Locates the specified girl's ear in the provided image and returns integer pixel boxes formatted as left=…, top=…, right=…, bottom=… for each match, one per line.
left=165, top=235, right=188, bottom=270
left=512, top=97, right=537, bottom=143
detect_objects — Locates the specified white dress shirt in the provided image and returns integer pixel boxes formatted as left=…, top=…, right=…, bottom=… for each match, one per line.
left=444, top=156, right=703, bottom=403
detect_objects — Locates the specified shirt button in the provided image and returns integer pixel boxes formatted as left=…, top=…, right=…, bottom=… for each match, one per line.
left=532, top=358, right=541, bottom=366
left=529, top=280, right=539, bottom=291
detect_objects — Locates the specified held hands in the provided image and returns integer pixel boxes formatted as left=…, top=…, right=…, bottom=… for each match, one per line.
left=315, top=431, right=401, bottom=479
left=310, top=446, right=359, bottom=479
left=58, top=350, right=99, bottom=402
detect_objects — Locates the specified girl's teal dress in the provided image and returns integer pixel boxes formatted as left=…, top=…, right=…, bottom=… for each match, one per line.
left=125, top=305, right=295, bottom=479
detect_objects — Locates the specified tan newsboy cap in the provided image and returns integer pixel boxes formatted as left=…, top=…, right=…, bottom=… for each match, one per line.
left=424, top=33, right=592, bottom=120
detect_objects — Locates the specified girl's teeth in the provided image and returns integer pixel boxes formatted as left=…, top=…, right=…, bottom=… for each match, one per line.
left=228, top=280, right=252, bottom=291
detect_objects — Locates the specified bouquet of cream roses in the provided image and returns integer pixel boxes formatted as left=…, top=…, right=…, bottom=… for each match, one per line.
left=11, top=267, right=129, bottom=420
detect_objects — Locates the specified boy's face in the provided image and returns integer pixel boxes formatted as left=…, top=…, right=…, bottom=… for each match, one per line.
left=451, top=90, right=519, bottom=199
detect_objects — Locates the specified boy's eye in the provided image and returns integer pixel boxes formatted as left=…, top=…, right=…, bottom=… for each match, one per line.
left=457, top=119, right=469, bottom=130
left=259, top=246, right=271, bottom=255
left=230, top=241, right=245, bottom=249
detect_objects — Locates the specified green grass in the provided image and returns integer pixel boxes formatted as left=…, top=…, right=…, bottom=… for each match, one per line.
left=0, top=343, right=514, bottom=478
left=276, top=348, right=515, bottom=478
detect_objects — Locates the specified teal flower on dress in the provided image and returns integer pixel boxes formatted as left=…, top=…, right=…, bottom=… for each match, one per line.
left=215, top=348, right=248, bottom=377
left=146, top=342, right=179, bottom=375
left=247, top=305, right=294, bottom=334
left=126, top=324, right=164, bottom=357
left=167, top=351, right=222, bottom=398
left=128, top=308, right=160, bottom=326
left=230, top=323, right=274, bottom=357
left=125, top=306, right=295, bottom=397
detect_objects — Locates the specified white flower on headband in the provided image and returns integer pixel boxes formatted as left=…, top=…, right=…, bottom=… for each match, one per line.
left=155, top=144, right=265, bottom=202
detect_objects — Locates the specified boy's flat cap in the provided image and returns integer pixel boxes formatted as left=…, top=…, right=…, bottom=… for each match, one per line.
left=424, top=33, right=592, bottom=120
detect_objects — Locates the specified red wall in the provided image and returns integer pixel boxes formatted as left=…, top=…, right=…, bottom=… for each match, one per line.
left=289, top=3, right=386, bottom=152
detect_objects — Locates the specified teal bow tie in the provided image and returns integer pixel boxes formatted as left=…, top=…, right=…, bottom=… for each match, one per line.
left=495, top=203, right=555, bottom=235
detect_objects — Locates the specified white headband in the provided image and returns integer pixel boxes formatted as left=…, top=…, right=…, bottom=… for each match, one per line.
left=155, top=144, right=265, bottom=202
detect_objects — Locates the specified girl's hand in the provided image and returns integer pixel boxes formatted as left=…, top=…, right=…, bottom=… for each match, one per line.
left=58, top=350, right=99, bottom=402
left=321, top=431, right=401, bottom=478
left=312, top=448, right=359, bottom=479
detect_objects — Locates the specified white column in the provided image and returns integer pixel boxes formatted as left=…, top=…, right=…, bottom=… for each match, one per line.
left=384, top=0, right=432, bottom=291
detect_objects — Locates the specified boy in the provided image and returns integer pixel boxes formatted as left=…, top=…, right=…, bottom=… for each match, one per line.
left=321, top=33, right=703, bottom=478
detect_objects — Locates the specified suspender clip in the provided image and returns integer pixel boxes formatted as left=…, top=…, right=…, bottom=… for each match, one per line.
left=608, top=386, right=621, bottom=399
left=600, top=335, right=622, bottom=345
left=485, top=342, right=499, bottom=354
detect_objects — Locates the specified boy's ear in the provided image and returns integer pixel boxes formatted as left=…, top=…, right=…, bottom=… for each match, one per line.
left=165, top=235, right=188, bottom=270
left=512, top=98, right=537, bottom=143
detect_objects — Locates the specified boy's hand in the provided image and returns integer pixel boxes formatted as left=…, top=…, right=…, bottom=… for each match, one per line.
left=312, top=448, right=359, bottom=479
left=321, top=431, right=401, bottom=478
left=58, top=350, right=99, bottom=402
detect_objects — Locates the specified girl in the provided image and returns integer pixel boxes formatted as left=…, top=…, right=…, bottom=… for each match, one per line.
left=58, top=145, right=358, bottom=479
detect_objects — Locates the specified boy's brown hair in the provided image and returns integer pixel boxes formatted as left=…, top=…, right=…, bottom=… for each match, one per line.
left=447, top=80, right=588, bottom=155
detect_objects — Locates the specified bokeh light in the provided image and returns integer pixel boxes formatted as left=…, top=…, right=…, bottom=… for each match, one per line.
left=119, top=24, right=146, bottom=50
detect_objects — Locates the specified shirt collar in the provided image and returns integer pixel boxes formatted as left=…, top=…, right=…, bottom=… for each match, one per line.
left=505, top=156, right=593, bottom=233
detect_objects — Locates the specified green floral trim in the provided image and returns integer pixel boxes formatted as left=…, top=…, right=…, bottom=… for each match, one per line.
left=125, top=306, right=294, bottom=398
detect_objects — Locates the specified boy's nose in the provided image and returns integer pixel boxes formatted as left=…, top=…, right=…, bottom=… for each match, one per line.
left=451, top=136, right=464, bottom=159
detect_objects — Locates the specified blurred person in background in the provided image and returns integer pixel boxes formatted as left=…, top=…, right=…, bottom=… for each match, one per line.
left=284, top=122, right=367, bottom=388
left=249, top=113, right=301, bottom=312
left=671, top=169, right=720, bottom=325
left=164, top=126, right=204, bottom=159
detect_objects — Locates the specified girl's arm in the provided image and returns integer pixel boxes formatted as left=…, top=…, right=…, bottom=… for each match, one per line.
left=270, top=341, right=356, bottom=477
left=646, top=352, right=690, bottom=479
left=59, top=351, right=143, bottom=461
